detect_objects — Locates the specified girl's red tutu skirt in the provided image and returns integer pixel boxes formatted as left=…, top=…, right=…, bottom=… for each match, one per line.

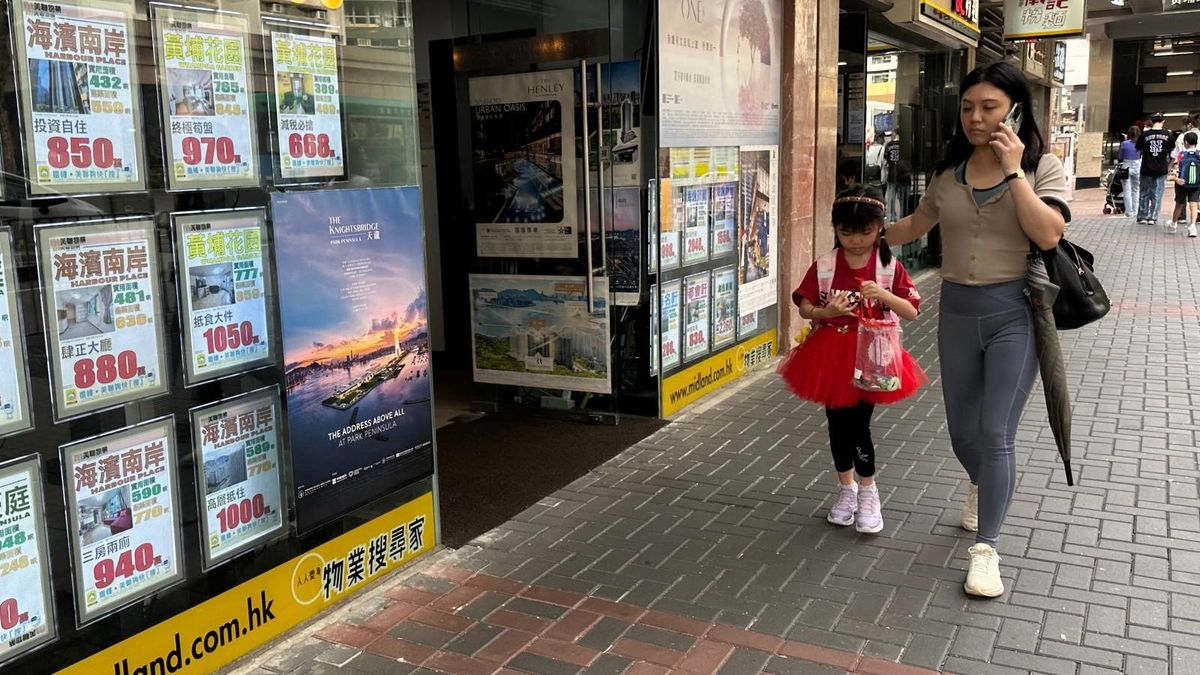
left=777, top=325, right=928, bottom=408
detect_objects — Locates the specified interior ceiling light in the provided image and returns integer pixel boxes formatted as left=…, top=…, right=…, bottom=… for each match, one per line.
left=1154, top=51, right=1197, bottom=57
left=1110, top=0, right=1124, bottom=6
left=1168, top=71, right=1195, bottom=76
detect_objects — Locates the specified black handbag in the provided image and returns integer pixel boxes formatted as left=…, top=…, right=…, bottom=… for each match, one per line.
left=1114, top=165, right=1129, bottom=181
left=1037, top=239, right=1110, bottom=330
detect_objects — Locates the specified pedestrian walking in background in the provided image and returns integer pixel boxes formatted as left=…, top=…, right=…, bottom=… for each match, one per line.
left=1119, top=125, right=1141, bottom=216
left=1136, top=112, right=1173, bottom=226
left=884, top=62, right=1068, bottom=598
left=778, top=185, right=927, bottom=536
left=865, top=132, right=886, bottom=186
left=1170, top=116, right=1198, bottom=230
left=1171, top=131, right=1200, bottom=238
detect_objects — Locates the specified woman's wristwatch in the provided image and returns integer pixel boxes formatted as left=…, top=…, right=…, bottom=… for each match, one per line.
left=1004, top=168, right=1026, bottom=183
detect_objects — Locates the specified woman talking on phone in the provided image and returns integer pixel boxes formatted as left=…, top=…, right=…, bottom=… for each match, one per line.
left=885, top=62, right=1068, bottom=598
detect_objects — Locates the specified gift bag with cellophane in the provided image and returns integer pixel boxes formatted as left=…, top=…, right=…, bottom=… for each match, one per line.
left=853, top=313, right=903, bottom=392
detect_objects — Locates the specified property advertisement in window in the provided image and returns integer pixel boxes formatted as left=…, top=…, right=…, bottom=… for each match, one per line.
left=13, top=0, right=146, bottom=195
left=61, top=416, right=184, bottom=626
left=659, top=179, right=681, bottom=270
left=153, top=5, right=259, bottom=190
left=649, top=282, right=659, bottom=377
left=0, top=229, right=33, bottom=438
left=660, top=279, right=681, bottom=371
left=470, top=274, right=612, bottom=393
left=711, top=182, right=738, bottom=258
left=272, top=186, right=433, bottom=533
left=712, top=266, right=737, bottom=349
left=737, top=146, right=779, bottom=314
left=683, top=272, right=711, bottom=362
left=0, top=456, right=56, bottom=665
left=36, top=219, right=169, bottom=422
left=683, top=185, right=710, bottom=266
left=269, top=29, right=345, bottom=181
left=173, top=209, right=276, bottom=386
left=607, top=187, right=642, bottom=305
left=190, top=387, right=286, bottom=570
left=469, top=70, right=578, bottom=258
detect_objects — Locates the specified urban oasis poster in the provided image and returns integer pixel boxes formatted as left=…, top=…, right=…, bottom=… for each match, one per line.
left=272, top=187, right=433, bottom=532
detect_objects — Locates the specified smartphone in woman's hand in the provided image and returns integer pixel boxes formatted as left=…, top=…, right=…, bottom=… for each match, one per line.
left=1003, top=102, right=1023, bottom=131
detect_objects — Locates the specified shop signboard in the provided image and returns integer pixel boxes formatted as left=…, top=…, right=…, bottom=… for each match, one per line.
left=272, top=186, right=433, bottom=533
left=0, top=456, right=56, bottom=665
left=469, top=274, right=611, bottom=393
left=918, top=0, right=981, bottom=43
left=35, top=218, right=169, bottom=422
left=152, top=6, right=259, bottom=190
left=712, top=266, right=737, bottom=349
left=683, top=185, right=710, bottom=266
left=12, top=0, right=146, bottom=195
left=0, top=229, right=33, bottom=438
left=737, top=146, right=779, bottom=315
left=1053, top=41, right=1068, bottom=84
left=1004, top=0, right=1086, bottom=40
left=683, top=272, right=710, bottom=362
left=469, top=70, right=578, bottom=258
left=607, top=187, right=643, bottom=305
left=711, top=182, right=738, bottom=258
left=61, top=416, right=184, bottom=626
left=59, top=492, right=435, bottom=675
left=661, top=328, right=776, bottom=417
left=190, top=388, right=286, bottom=570
left=173, top=209, right=277, bottom=386
left=660, top=279, right=682, bottom=371
left=269, top=29, right=345, bottom=182
left=657, top=0, right=782, bottom=147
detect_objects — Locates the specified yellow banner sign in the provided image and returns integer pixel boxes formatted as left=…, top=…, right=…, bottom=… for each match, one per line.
left=59, top=492, right=436, bottom=675
left=662, top=329, right=777, bottom=417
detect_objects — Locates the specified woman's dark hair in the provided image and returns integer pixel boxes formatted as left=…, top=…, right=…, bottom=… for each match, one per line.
left=831, top=185, right=892, bottom=266
left=936, top=61, right=1045, bottom=175
left=1126, top=126, right=1141, bottom=141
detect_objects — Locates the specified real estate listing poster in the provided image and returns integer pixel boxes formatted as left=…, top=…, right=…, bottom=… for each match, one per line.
left=36, top=218, right=169, bottom=422
left=13, top=0, right=146, bottom=195
left=0, top=456, right=56, bottom=665
left=173, top=209, right=276, bottom=385
left=683, top=185, right=710, bottom=266
left=0, top=230, right=33, bottom=438
left=649, top=282, right=659, bottom=377
left=470, top=275, right=611, bottom=394
left=711, top=182, right=738, bottom=258
left=269, top=29, right=345, bottom=181
left=647, top=178, right=658, bottom=275
left=271, top=187, right=433, bottom=533
left=598, top=60, right=642, bottom=188
left=470, top=70, right=578, bottom=258
left=153, top=5, right=259, bottom=190
left=660, top=279, right=681, bottom=371
left=607, top=187, right=642, bottom=305
left=737, top=146, right=779, bottom=314
left=658, top=0, right=782, bottom=147
left=712, top=266, right=737, bottom=349
left=739, top=310, right=760, bottom=339
left=190, top=387, right=286, bottom=570
left=683, top=272, right=711, bottom=361
left=61, top=416, right=183, bottom=626
left=659, top=179, right=681, bottom=270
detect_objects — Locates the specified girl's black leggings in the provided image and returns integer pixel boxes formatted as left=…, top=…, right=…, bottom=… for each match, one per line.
left=825, top=402, right=876, bottom=477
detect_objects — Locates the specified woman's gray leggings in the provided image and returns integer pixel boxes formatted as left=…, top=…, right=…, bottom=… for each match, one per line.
left=938, top=280, right=1038, bottom=547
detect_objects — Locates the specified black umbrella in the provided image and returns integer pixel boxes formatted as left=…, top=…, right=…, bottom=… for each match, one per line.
left=1027, top=253, right=1074, bottom=486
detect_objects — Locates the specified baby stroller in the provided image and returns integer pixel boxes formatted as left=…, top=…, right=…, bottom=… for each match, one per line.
left=1103, top=166, right=1126, bottom=215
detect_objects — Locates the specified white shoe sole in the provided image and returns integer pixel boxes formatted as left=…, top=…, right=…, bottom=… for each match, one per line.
left=964, top=580, right=1004, bottom=598
left=961, top=519, right=978, bottom=533
left=827, top=513, right=855, bottom=527
left=856, top=521, right=884, bottom=534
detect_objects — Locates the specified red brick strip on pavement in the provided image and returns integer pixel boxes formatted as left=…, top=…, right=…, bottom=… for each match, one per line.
left=311, top=563, right=942, bottom=674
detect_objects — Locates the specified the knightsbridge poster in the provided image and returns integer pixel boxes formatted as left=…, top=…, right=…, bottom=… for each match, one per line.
left=657, top=0, right=782, bottom=147
left=469, top=70, right=577, bottom=258
left=272, top=187, right=433, bottom=533
left=13, top=0, right=146, bottom=195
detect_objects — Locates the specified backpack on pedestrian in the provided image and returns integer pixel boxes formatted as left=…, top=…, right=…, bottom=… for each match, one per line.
left=1179, top=150, right=1200, bottom=189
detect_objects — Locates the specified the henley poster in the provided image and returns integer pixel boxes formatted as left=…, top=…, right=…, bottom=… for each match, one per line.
left=738, top=146, right=778, bottom=314
left=658, top=0, right=782, bottom=147
left=36, top=219, right=169, bottom=421
left=13, top=0, right=146, bottom=195
left=470, top=275, right=611, bottom=394
left=270, top=29, right=345, bottom=181
left=153, top=5, right=259, bottom=190
left=469, top=70, right=578, bottom=258
left=272, top=187, right=433, bottom=533
left=62, top=416, right=183, bottom=626
left=683, top=272, right=711, bottom=361
left=173, top=209, right=276, bottom=385
left=190, top=387, right=286, bottom=570
left=0, top=456, right=56, bottom=665
left=660, top=279, right=682, bottom=371
left=0, top=230, right=33, bottom=438
left=607, top=187, right=642, bottom=305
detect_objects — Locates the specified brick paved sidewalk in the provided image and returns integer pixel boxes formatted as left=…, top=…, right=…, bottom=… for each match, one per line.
left=231, top=190, right=1200, bottom=674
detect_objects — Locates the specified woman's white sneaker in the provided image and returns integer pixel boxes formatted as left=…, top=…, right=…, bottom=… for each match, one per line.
left=964, top=543, right=1004, bottom=598
left=961, top=483, right=979, bottom=532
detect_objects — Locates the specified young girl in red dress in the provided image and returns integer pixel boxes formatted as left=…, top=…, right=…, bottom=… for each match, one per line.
left=778, top=185, right=928, bottom=534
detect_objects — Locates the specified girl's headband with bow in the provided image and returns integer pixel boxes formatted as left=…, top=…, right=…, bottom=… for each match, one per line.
left=834, top=196, right=886, bottom=209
